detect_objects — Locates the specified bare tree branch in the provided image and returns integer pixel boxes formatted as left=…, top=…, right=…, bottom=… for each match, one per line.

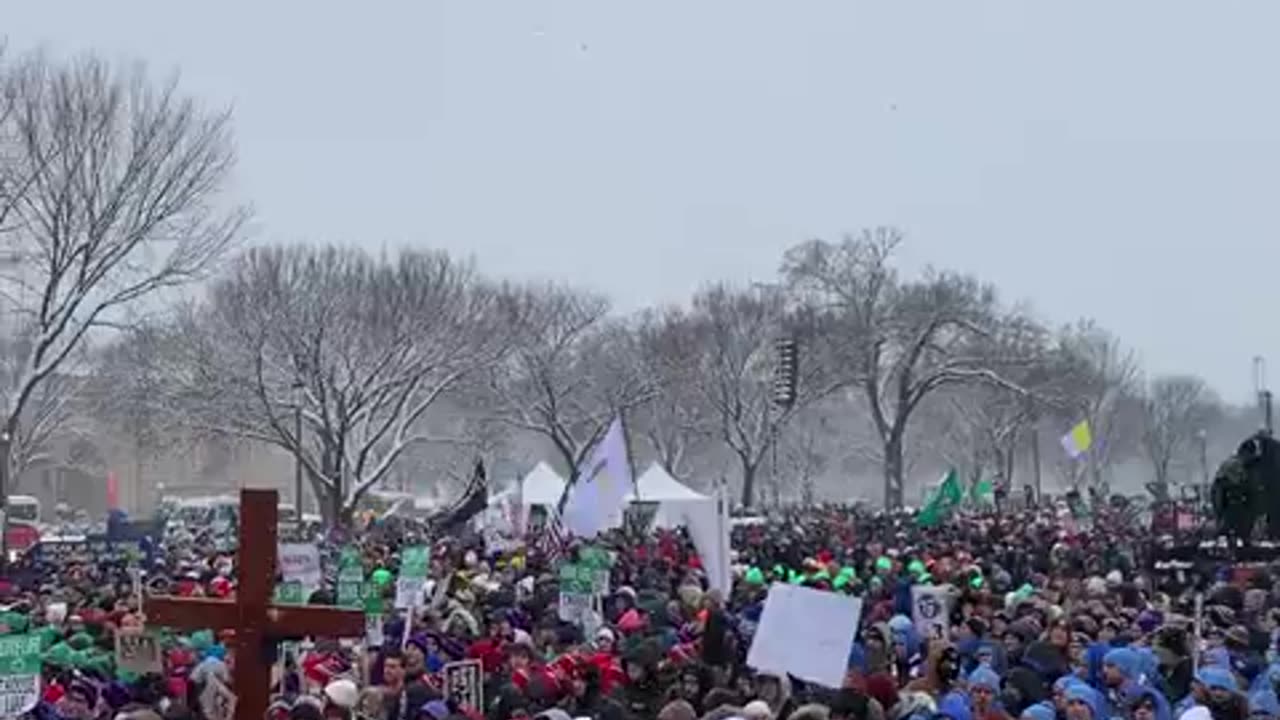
left=0, top=51, right=245, bottom=480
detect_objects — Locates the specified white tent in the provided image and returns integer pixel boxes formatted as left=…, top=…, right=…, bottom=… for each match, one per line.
left=486, top=461, right=567, bottom=509
left=520, top=462, right=568, bottom=507
left=625, top=463, right=711, bottom=528
left=479, top=462, right=567, bottom=536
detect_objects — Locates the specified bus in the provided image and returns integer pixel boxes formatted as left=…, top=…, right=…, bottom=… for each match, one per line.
left=5, top=495, right=41, bottom=555
left=6, top=496, right=39, bottom=524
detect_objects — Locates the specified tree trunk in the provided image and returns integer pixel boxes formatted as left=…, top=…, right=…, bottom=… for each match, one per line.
left=740, top=461, right=758, bottom=508
left=883, top=432, right=904, bottom=509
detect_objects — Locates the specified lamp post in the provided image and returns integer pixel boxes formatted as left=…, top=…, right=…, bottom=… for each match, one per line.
left=0, top=431, right=11, bottom=571
left=1197, top=428, right=1209, bottom=488
left=292, top=380, right=305, bottom=517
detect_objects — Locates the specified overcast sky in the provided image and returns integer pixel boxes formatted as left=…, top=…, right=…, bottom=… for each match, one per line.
left=7, top=2, right=1279, bottom=402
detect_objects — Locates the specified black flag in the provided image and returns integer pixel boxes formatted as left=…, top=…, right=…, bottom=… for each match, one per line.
left=430, top=459, right=489, bottom=535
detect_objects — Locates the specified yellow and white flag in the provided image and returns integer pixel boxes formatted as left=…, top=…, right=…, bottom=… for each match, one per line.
left=1060, top=420, right=1093, bottom=459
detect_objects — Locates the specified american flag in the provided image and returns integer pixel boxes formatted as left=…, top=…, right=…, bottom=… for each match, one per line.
left=538, top=509, right=571, bottom=563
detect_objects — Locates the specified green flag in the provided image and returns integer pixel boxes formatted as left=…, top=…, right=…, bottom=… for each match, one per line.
left=971, top=476, right=994, bottom=504
left=918, top=468, right=964, bottom=527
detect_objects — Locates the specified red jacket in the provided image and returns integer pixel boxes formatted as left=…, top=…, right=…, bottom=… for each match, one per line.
left=466, top=637, right=506, bottom=674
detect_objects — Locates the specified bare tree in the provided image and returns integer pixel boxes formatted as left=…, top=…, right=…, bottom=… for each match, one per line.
left=156, top=245, right=516, bottom=522
left=927, top=310, right=1089, bottom=494
left=0, top=52, right=245, bottom=482
left=1140, top=374, right=1220, bottom=498
left=627, top=307, right=715, bottom=479
left=782, top=228, right=1018, bottom=508
left=684, top=284, right=844, bottom=507
left=486, top=286, right=652, bottom=486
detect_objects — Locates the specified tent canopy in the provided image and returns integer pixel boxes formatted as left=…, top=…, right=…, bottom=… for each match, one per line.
left=627, top=464, right=707, bottom=502
left=515, top=461, right=566, bottom=507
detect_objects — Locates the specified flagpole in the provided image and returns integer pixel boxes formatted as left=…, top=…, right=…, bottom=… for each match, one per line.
left=619, top=407, right=638, bottom=497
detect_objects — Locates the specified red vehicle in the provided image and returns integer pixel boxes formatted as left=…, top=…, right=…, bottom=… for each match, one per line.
left=4, top=522, right=38, bottom=555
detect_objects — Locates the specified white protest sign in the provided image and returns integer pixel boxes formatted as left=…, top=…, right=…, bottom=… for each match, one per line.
left=278, top=543, right=322, bottom=593
left=443, top=659, right=485, bottom=713
left=366, top=614, right=384, bottom=647
left=115, top=631, right=163, bottom=674
left=911, top=585, right=951, bottom=642
left=200, top=678, right=237, bottom=720
left=746, top=583, right=862, bottom=689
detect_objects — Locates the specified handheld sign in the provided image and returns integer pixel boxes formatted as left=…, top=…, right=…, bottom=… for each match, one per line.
left=0, top=635, right=41, bottom=716
left=443, top=659, right=484, bottom=713
left=200, top=678, right=237, bottom=720
left=115, top=631, right=163, bottom=675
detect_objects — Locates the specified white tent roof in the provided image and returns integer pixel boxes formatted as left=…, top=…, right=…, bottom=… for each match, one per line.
left=630, top=463, right=708, bottom=502
left=520, top=461, right=567, bottom=506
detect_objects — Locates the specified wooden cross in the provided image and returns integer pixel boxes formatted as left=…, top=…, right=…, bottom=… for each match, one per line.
left=145, top=489, right=365, bottom=720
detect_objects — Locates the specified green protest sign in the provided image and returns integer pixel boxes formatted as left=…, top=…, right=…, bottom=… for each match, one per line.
left=0, top=634, right=41, bottom=715
left=337, top=546, right=363, bottom=608
left=274, top=581, right=305, bottom=605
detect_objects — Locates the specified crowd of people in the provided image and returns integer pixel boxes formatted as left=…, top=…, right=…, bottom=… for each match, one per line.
left=3, top=496, right=1275, bottom=720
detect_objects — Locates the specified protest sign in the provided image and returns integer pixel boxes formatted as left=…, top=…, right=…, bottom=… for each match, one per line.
left=0, top=635, right=41, bottom=716
left=911, top=585, right=950, bottom=642
left=115, top=631, right=163, bottom=674
left=273, top=581, right=306, bottom=605
left=337, top=546, right=363, bottom=608
left=395, top=546, right=429, bottom=609
left=278, top=543, right=322, bottom=592
left=746, top=583, right=862, bottom=689
left=557, top=564, right=594, bottom=623
left=199, top=678, right=237, bottom=720
left=443, top=659, right=484, bottom=713
left=365, top=614, right=384, bottom=647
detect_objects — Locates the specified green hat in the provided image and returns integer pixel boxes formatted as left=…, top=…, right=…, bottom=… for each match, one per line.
left=67, top=632, right=94, bottom=651
left=875, top=556, right=892, bottom=572
left=37, top=625, right=61, bottom=650
left=745, top=567, right=765, bottom=586
left=969, top=574, right=985, bottom=589
left=43, top=642, right=73, bottom=668
left=372, top=568, right=393, bottom=586
left=68, top=649, right=91, bottom=669
left=907, top=559, right=925, bottom=575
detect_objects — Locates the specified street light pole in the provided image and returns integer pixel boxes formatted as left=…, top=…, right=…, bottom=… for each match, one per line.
left=292, top=380, right=305, bottom=517
left=0, top=431, right=11, bottom=571
left=1197, top=429, right=1209, bottom=487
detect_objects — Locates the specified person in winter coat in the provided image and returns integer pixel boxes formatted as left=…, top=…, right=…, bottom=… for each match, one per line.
left=754, top=671, right=796, bottom=720
left=936, top=691, right=974, bottom=720
left=620, top=638, right=665, bottom=720
left=906, top=644, right=962, bottom=698
left=968, top=666, right=1012, bottom=720
left=1062, top=684, right=1107, bottom=720
left=1103, top=648, right=1147, bottom=716
left=1126, top=686, right=1173, bottom=720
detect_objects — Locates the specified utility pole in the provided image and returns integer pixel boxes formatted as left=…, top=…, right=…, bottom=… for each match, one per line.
left=1197, top=428, right=1209, bottom=487
left=0, top=431, right=11, bottom=571
left=1255, top=356, right=1273, bottom=435
left=292, top=380, right=305, bottom=516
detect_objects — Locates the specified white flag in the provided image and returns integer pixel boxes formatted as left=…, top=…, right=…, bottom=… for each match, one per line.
left=562, top=416, right=633, bottom=538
